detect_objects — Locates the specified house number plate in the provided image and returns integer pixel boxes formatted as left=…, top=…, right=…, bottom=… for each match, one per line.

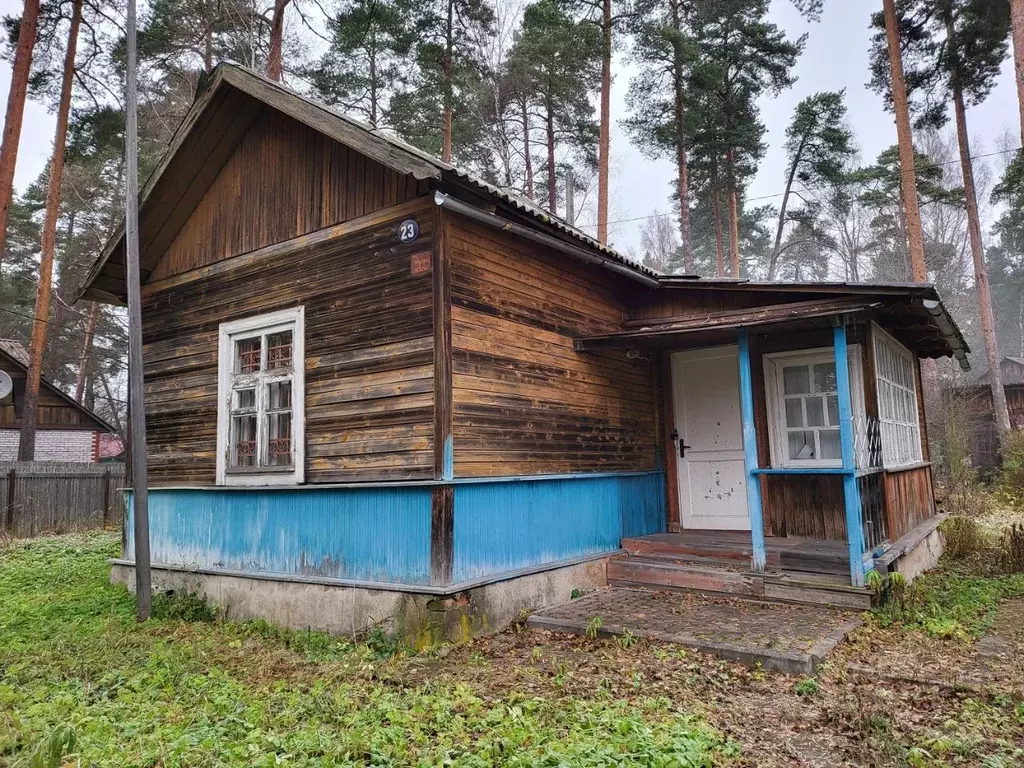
left=398, top=219, right=419, bottom=243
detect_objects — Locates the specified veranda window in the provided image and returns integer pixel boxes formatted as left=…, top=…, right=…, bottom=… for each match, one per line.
left=216, top=307, right=305, bottom=485
left=872, top=324, right=923, bottom=468
left=764, top=347, right=865, bottom=469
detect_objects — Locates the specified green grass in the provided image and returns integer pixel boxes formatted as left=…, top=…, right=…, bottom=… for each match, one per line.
left=0, top=533, right=736, bottom=767
left=871, top=565, right=1024, bottom=640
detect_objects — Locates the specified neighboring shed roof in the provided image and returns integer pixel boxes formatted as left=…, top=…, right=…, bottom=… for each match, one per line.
left=0, top=341, right=116, bottom=433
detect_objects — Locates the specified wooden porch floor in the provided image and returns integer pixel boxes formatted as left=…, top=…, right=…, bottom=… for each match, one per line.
left=612, top=530, right=869, bottom=608
left=623, top=530, right=850, bottom=578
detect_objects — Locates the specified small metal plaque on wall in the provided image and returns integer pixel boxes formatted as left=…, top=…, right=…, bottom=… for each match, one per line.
left=410, top=251, right=432, bottom=276
left=398, top=219, right=419, bottom=243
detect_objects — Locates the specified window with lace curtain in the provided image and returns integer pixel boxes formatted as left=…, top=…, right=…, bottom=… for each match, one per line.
left=872, top=324, right=923, bottom=468
left=216, top=307, right=305, bottom=485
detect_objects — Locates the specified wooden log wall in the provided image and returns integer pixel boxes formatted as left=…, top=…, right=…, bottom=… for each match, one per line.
left=142, top=199, right=437, bottom=485
left=883, top=464, right=934, bottom=542
left=0, top=364, right=106, bottom=429
left=149, top=108, right=429, bottom=282
left=447, top=216, right=658, bottom=477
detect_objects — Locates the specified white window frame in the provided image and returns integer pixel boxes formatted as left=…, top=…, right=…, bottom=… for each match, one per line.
left=216, top=307, right=305, bottom=486
left=763, top=345, right=866, bottom=469
left=871, top=322, right=923, bottom=469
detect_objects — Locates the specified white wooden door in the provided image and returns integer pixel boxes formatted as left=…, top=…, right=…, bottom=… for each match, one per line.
left=671, top=346, right=750, bottom=531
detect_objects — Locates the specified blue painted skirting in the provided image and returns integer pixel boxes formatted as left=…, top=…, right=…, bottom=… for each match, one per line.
left=451, top=472, right=665, bottom=583
left=126, top=471, right=666, bottom=589
left=127, top=486, right=434, bottom=585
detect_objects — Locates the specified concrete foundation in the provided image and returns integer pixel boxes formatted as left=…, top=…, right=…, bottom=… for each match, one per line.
left=874, top=513, right=946, bottom=582
left=111, top=556, right=607, bottom=647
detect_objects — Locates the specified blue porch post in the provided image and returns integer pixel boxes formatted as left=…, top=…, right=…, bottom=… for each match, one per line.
left=834, top=324, right=866, bottom=587
left=737, top=330, right=767, bottom=573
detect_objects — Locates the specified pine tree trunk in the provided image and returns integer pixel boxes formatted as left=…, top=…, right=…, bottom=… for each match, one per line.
left=441, top=0, right=455, bottom=163
left=712, top=184, right=725, bottom=277
left=882, top=0, right=927, bottom=282
left=545, top=100, right=557, bottom=216
left=0, top=0, right=41, bottom=272
left=266, top=0, right=290, bottom=82
left=726, top=150, right=740, bottom=278
left=1012, top=0, right=1024, bottom=145
left=75, top=302, right=97, bottom=403
left=769, top=136, right=807, bottom=279
left=948, top=24, right=1012, bottom=446
left=596, top=0, right=611, bottom=244
left=522, top=100, right=534, bottom=200
left=18, top=0, right=83, bottom=461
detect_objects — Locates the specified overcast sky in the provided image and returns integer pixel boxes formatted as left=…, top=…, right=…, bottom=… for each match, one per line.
left=0, top=0, right=1020, bottom=256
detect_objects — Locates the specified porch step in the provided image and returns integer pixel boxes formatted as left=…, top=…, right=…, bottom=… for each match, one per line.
left=621, top=534, right=783, bottom=569
left=607, top=555, right=873, bottom=610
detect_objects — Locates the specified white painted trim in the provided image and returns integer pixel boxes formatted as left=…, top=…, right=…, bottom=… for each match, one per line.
left=763, top=345, right=865, bottom=470
left=216, top=306, right=305, bottom=486
left=870, top=321, right=923, bottom=469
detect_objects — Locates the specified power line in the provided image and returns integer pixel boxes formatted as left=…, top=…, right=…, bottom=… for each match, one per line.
left=580, top=146, right=1022, bottom=230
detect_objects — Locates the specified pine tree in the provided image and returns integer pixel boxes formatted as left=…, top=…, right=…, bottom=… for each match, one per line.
left=871, top=0, right=1012, bottom=446
left=390, top=0, right=494, bottom=165
left=768, top=91, right=853, bottom=279
left=1011, top=0, right=1024, bottom=144
left=0, top=0, right=40, bottom=272
left=307, top=0, right=413, bottom=129
left=625, top=0, right=698, bottom=272
left=689, top=0, right=802, bottom=277
left=19, top=0, right=83, bottom=460
left=507, top=0, right=600, bottom=216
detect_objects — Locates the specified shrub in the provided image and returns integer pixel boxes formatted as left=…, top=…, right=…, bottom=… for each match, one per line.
left=939, top=515, right=989, bottom=560
left=151, top=589, right=217, bottom=622
left=999, top=524, right=1024, bottom=574
left=997, top=431, right=1024, bottom=505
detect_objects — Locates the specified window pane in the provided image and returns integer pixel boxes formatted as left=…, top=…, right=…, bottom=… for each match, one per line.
left=819, top=429, right=841, bottom=460
left=788, top=430, right=816, bottom=460
left=234, top=388, right=256, bottom=411
left=783, top=365, right=810, bottom=395
left=785, top=397, right=804, bottom=427
left=267, top=412, right=292, bottom=466
left=806, top=396, right=825, bottom=427
left=236, top=338, right=261, bottom=374
left=267, top=331, right=293, bottom=370
left=267, top=380, right=292, bottom=411
left=231, top=414, right=257, bottom=467
left=826, top=395, right=839, bottom=425
left=813, top=362, right=836, bottom=393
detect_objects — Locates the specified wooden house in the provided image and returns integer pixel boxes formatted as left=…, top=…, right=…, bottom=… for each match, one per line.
left=0, top=339, right=115, bottom=462
left=77, top=64, right=967, bottom=639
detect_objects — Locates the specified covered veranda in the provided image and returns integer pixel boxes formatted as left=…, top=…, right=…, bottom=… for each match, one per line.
left=576, top=287, right=968, bottom=588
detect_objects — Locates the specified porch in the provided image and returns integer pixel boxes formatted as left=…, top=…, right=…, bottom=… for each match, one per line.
left=574, top=286, right=968, bottom=591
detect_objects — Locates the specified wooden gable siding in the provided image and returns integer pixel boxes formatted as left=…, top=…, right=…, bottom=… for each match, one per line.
left=0, top=366, right=102, bottom=429
left=627, top=287, right=828, bottom=323
left=142, top=201, right=436, bottom=485
left=448, top=216, right=658, bottom=477
left=148, top=108, right=430, bottom=282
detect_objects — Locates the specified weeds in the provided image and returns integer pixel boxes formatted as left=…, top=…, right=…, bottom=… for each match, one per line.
left=999, top=524, right=1024, bottom=573
left=793, top=677, right=819, bottom=698
left=151, top=589, right=217, bottom=622
left=585, top=615, right=603, bottom=639
left=939, top=515, right=988, bottom=560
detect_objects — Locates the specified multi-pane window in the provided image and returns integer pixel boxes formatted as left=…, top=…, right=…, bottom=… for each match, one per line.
left=217, top=308, right=304, bottom=485
left=873, top=325, right=923, bottom=468
left=765, top=347, right=865, bottom=469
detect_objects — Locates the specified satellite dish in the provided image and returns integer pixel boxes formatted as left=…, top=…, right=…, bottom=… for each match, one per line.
left=0, top=370, right=11, bottom=401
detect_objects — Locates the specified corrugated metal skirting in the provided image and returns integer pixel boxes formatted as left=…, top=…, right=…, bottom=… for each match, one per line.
left=451, top=472, right=666, bottom=583
left=127, top=486, right=434, bottom=585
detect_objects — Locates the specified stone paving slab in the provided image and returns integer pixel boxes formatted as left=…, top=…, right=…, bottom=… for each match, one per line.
left=527, top=587, right=861, bottom=675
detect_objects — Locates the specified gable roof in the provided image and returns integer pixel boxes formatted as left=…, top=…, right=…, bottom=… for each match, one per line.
left=76, top=62, right=657, bottom=305
left=73, top=63, right=969, bottom=370
left=0, top=340, right=116, bottom=433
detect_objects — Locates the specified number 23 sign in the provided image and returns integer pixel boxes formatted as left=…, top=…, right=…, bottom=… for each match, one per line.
left=398, top=219, right=419, bottom=243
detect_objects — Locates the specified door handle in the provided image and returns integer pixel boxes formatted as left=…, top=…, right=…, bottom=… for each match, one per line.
left=670, top=429, right=690, bottom=458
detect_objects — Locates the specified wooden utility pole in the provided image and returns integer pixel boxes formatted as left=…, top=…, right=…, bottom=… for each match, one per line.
left=125, top=0, right=152, bottom=620
left=0, top=0, right=40, bottom=270
left=18, top=0, right=82, bottom=461
left=596, top=0, right=611, bottom=243
left=882, top=0, right=927, bottom=282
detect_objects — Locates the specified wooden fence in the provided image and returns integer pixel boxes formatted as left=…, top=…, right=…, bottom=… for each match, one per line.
left=2, top=462, right=126, bottom=539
